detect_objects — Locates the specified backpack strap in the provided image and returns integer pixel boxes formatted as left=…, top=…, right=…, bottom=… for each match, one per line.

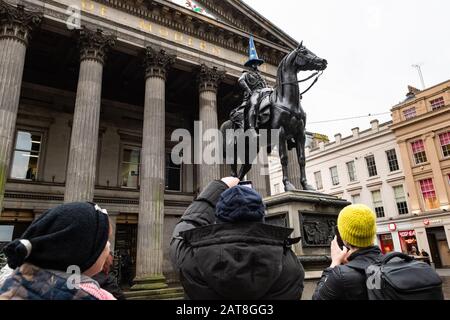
left=381, top=252, right=414, bottom=264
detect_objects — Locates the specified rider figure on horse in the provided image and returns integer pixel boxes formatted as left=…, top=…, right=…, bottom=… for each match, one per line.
left=231, top=36, right=270, bottom=130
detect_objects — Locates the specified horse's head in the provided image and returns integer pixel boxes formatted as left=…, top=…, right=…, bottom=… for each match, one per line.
left=293, top=41, right=327, bottom=72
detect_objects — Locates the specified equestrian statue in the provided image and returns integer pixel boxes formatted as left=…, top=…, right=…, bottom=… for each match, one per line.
left=220, top=36, right=327, bottom=191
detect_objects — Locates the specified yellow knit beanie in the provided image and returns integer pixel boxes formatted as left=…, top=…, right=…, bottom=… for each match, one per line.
left=337, top=204, right=377, bottom=248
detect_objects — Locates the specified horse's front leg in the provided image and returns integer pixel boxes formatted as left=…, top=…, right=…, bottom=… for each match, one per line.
left=279, top=128, right=296, bottom=192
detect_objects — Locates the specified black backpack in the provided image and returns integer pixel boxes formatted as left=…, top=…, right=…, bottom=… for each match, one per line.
left=348, top=252, right=444, bottom=300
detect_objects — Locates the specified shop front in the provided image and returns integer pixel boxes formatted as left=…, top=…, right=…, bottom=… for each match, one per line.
left=378, top=233, right=395, bottom=254
left=399, top=230, right=419, bottom=255
left=426, top=227, right=450, bottom=268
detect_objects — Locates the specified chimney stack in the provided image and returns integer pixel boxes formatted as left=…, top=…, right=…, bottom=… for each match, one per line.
left=371, top=119, right=379, bottom=131
left=334, top=133, right=342, bottom=145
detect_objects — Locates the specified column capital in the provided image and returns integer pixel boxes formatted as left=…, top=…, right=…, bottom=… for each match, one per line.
left=77, top=27, right=116, bottom=65
left=198, top=64, right=225, bottom=93
left=0, top=1, right=42, bottom=45
left=144, top=46, right=176, bottom=80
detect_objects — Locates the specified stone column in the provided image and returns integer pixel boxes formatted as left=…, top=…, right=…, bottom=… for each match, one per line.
left=197, top=64, right=225, bottom=191
left=132, top=47, right=175, bottom=291
left=0, top=2, right=41, bottom=210
left=64, top=28, right=115, bottom=203
left=108, top=214, right=117, bottom=252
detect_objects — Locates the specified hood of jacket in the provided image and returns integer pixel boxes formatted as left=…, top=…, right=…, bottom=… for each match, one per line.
left=180, top=222, right=298, bottom=299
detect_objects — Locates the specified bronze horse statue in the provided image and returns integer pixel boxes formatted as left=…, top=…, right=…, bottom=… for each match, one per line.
left=220, top=43, right=327, bottom=191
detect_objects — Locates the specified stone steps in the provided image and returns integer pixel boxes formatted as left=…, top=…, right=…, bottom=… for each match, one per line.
left=124, top=287, right=185, bottom=300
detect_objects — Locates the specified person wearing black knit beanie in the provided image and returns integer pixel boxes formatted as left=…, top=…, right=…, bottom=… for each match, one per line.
left=0, top=202, right=116, bottom=300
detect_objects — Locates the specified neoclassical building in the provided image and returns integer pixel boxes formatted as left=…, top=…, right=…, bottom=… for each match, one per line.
left=0, top=0, right=299, bottom=293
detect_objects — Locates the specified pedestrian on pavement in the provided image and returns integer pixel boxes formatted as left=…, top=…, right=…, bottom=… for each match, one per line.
left=170, top=177, right=305, bottom=300
left=421, top=249, right=431, bottom=265
left=313, top=204, right=382, bottom=300
left=0, top=202, right=116, bottom=300
left=410, top=246, right=420, bottom=256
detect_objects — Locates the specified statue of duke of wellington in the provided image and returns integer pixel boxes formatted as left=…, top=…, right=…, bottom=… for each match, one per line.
left=222, top=35, right=327, bottom=191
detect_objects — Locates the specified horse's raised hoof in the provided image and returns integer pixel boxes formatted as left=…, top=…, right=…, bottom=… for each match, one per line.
left=284, top=181, right=297, bottom=192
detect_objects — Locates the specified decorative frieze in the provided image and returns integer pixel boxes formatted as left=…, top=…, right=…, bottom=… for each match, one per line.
left=92, top=0, right=287, bottom=65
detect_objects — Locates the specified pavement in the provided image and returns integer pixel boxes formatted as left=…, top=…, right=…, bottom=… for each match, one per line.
left=437, top=269, right=450, bottom=300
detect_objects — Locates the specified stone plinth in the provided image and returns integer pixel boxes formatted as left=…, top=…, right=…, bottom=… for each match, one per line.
left=264, top=190, right=350, bottom=271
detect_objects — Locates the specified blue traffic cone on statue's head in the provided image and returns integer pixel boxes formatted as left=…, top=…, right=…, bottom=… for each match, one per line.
left=244, top=36, right=265, bottom=67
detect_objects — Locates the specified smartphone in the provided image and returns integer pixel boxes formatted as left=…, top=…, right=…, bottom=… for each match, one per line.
left=239, top=181, right=253, bottom=189
left=334, top=226, right=345, bottom=249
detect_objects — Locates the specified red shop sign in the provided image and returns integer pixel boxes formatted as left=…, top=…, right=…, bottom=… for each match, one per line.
left=423, top=219, right=430, bottom=226
left=388, top=223, right=397, bottom=231
left=399, top=230, right=416, bottom=237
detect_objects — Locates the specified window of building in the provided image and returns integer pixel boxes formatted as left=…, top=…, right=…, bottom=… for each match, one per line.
left=166, top=153, right=181, bottom=191
left=439, top=132, right=450, bottom=158
left=365, top=155, right=378, bottom=177
left=419, top=179, right=439, bottom=210
left=346, top=161, right=357, bottom=182
left=430, top=97, right=445, bottom=110
left=411, top=140, right=428, bottom=164
left=314, top=171, right=323, bottom=190
left=393, top=185, right=409, bottom=215
left=329, top=166, right=339, bottom=186
left=386, top=149, right=400, bottom=172
left=371, top=190, right=385, bottom=218
left=351, top=194, right=361, bottom=204
left=10, top=130, right=42, bottom=181
left=403, top=107, right=417, bottom=120
left=121, top=147, right=141, bottom=188
left=0, top=225, right=14, bottom=249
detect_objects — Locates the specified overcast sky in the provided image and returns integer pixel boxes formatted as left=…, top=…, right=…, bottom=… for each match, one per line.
left=243, top=0, right=450, bottom=139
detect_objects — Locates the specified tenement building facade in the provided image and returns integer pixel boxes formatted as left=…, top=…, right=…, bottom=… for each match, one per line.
left=390, top=81, right=450, bottom=268
left=0, top=0, right=298, bottom=290
left=304, top=120, right=416, bottom=256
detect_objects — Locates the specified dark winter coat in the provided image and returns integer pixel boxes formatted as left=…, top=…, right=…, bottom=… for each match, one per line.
left=92, top=271, right=126, bottom=300
left=170, top=180, right=305, bottom=300
left=312, top=246, right=383, bottom=300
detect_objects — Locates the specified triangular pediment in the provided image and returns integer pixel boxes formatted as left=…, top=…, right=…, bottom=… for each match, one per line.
left=194, top=0, right=298, bottom=49
left=163, top=0, right=297, bottom=49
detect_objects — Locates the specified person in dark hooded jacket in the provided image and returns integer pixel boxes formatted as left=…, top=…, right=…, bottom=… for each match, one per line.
left=170, top=177, right=304, bottom=300
left=312, top=204, right=383, bottom=300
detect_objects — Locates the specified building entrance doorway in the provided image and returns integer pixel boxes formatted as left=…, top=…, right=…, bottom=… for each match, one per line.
left=114, top=223, right=138, bottom=290
left=426, top=227, right=450, bottom=268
